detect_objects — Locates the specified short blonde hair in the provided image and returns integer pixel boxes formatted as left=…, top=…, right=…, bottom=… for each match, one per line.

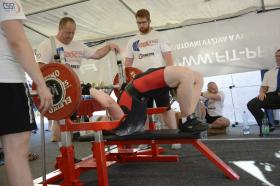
left=59, top=17, right=75, bottom=30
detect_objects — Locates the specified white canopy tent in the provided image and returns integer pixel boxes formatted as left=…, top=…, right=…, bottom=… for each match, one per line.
left=21, top=0, right=280, bottom=82
left=22, top=0, right=280, bottom=47
left=21, top=0, right=280, bottom=124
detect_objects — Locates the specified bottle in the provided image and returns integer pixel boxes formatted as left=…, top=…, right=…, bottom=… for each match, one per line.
left=200, top=117, right=208, bottom=139
left=200, top=130, right=208, bottom=139
left=56, top=47, right=66, bottom=64
left=154, top=114, right=162, bottom=130
left=242, top=111, right=250, bottom=135
left=261, top=116, right=270, bottom=137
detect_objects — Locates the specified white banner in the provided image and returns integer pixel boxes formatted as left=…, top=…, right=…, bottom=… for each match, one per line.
left=80, top=10, right=280, bottom=82
left=165, top=10, right=280, bottom=76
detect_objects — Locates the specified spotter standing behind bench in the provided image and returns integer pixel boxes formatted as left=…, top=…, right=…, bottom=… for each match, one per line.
left=90, top=66, right=209, bottom=136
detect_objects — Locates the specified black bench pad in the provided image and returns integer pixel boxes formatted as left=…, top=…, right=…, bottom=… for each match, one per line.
left=78, top=129, right=200, bottom=142
left=105, top=129, right=200, bottom=141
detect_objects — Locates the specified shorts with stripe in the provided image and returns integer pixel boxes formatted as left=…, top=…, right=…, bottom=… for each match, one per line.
left=133, top=67, right=170, bottom=100
left=133, top=67, right=171, bottom=108
left=0, top=83, right=37, bottom=136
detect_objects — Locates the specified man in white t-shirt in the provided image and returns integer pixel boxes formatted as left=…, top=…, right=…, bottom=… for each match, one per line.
left=0, top=0, right=52, bottom=185
left=247, top=49, right=280, bottom=135
left=202, top=82, right=230, bottom=130
left=37, top=17, right=120, bottom=142
left=37, top=17, right=120, bottom=77
left=124, top=9, right=179, bottom=148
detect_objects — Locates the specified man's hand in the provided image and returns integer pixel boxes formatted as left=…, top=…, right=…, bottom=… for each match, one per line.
left=36, top=84, right=53, bottom=114
left=257, top=92, right=266, bottom=101
left=109, top=43, right=120, bottom=54
left=49, top=59, right=57, bottom=63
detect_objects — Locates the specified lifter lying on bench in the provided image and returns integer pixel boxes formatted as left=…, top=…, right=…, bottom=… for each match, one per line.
left=89, top=66, right=208, bottom=136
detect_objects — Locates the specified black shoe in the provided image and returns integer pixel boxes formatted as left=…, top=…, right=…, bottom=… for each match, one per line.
left=269, top=126, right=275, bottom=132
left=179, top=117, right=208, bottom=133
left=74, top=158, right=81, bottom=163
left=72, top=132, right=81, bottom=141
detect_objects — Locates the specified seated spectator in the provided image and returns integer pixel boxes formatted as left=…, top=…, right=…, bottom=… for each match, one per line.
left=202, top=82, right=230, bottom=133
left=247, top=49, right=280, bottom=134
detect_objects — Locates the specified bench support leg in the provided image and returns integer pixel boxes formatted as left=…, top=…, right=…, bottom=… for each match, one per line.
left=192, top=140, right=239, bottom=180
left=92, top=130, right=109, bottom=186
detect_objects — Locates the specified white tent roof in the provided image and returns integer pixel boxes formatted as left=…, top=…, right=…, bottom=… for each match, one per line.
left=22, top=0, right=280, bottom=47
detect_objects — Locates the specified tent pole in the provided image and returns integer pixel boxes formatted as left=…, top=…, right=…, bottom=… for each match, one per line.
left=118, top=0, right=136, bottom=15
left=260, top=0, right=265, bottom=11
left=23, top=24, right=48, bottom=38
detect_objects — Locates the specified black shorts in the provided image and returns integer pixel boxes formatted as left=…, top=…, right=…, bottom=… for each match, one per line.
left=147, top=90, right=171, bottom=109
left=205, top=112, right=222, bottom=124
left=133, top=67, right=171, bottom=109
left=116, top=91, right=147, bottom=136
left=0, top=83, right=37, bottom=136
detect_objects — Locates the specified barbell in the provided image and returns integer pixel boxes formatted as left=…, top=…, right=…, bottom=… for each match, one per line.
left=113, top=67, right=142, bottom=97
left=86, top=67, right=142, bottom=93
left=31, top=63, right=142, bottom=120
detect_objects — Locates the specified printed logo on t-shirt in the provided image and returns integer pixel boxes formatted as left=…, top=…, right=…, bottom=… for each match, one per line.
left=139, top=52, right=155, bottom=59
left=65, top=51, right=83, bottom=59
left=132, top=40, right=140, bottom=51
left=2, top=0, right=20, bottom=13
left=132, top=39, right=159, bottom=52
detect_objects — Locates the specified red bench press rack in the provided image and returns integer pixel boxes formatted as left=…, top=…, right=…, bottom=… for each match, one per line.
left=40, top=100, right=239, bottom=186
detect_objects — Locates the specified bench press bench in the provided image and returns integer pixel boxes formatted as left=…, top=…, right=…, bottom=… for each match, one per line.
left=38, top=100, right=239, bottom=186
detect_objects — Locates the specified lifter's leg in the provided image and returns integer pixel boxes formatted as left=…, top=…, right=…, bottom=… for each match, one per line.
left=90, top=88, right=124, bottom=120
left=162, top=109, right=177, bottom=129
left=164, top=66, right=208, bottom=132
left=164, top=66, right=203, bottom=116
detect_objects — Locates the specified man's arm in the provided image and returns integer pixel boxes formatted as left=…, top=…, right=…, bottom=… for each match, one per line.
left=124, top=57, right=134, bottom=67
left=258, top=71, right=270, bottom=101
left=2, top=20, right=52, bottom=112
left=159, top=33, right=173, bottom=66
left=257, top=86, right=269, bottom=101
left=123, top=39, right=134, bottom=67
left=2, top=20, right=46, bottom=86
left=162, top=51, right=174, bottom=66
left=38, top=62, right=45, bottom=68
left=259, top=86, right=269, bottom=93
left=202, top=92, right=221, bottom=101
left=90, top=43, right=120, bottom=59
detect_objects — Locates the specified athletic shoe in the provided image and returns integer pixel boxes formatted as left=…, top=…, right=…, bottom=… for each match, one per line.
left=74, top=158, right=81, bottom=163
left=28, top=152, right=39, bottom=161
left=138, top=144, right=150, bottom=150
left=269, top=126, right=275, bottom=132
left=178, top=117, right=208, bottom=133
left=171, top=144, right=182, bottom=149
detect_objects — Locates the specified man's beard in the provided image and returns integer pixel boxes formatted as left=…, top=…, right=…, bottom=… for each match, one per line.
left=140, top=26, right=150, bottom=34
